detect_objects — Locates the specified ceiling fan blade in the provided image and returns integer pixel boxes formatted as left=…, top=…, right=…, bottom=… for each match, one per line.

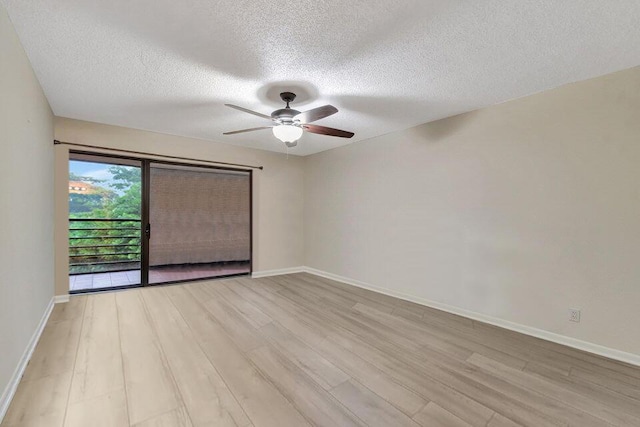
left=223, top=126, right=272, bottom=135
left=303, top=124, right=354, bottom=138
left=294, top=105, right=338, bottom=124
left=224, top=104, right=272, bottom=120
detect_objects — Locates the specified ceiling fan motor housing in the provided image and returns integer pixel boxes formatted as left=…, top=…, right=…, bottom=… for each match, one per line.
left=271, top=108, right=301, bottom=123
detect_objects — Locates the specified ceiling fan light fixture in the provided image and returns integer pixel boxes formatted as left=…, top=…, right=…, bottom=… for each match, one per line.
left=272, top=124, right=303, bottom=143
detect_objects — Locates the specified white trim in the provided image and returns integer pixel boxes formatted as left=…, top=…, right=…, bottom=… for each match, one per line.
left=252, top=266, right=305, bottom=279
left=302, top=267, right=640, bottom=367
left=0, top=297, right=54, bottom=423
left=54, top=294, right=69, bottom=304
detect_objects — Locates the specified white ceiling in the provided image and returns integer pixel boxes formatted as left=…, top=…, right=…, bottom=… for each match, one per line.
left=3, top=1, right=640, bottom=156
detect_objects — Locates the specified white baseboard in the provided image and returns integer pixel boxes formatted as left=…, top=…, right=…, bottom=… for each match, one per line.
left=54, top=294, right=69, bottom=304
left=252, top=266, right=305, bottom=279
left=0, top=297, right=55, bottom=423
left=301, top=267, right=640, bottom=367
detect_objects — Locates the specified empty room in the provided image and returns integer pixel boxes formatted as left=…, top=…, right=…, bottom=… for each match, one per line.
left=1, top=1, right=639, bottom=426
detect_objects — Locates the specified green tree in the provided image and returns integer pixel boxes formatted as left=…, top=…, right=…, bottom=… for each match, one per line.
left=107, top=182, right=141, bottom=218
left=104, top=166, right=141, bottom=218
left=109, top=166, right=141, bottom=190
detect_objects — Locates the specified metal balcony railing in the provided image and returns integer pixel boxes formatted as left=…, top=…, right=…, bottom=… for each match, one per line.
left=69, top=218, right=141, bottom=274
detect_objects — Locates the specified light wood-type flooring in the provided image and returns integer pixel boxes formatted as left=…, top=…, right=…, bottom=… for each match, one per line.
left=3, top=273, right=640, bottom=426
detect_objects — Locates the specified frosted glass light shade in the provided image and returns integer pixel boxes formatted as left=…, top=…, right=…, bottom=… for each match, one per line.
left=272, top=125, right=303, bottom=143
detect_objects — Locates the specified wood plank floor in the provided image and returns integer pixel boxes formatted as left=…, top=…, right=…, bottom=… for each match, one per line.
left=3, top=273, right=640, bottom=426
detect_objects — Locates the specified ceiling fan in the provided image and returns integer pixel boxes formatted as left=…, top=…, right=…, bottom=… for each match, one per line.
left=223, top=92, right=354, bottom=147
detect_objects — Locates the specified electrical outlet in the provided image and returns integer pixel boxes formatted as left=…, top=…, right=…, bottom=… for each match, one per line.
left=569, top=309, right=581, bottom=323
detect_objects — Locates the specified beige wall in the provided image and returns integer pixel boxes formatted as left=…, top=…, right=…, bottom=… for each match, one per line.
left=305, top=66, right=640, bottom=356
left=0, top=4, right=54, bottom=408
left=54, top=118, right=305, bottom=295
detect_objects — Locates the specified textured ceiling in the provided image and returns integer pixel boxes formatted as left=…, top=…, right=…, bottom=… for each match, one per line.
left=3, top=1, right=640, bottom=156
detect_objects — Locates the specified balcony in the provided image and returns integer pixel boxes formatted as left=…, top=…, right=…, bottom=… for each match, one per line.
left=69, top=218, right=141, bottom=275
left=69, top=218, right=250, bottom=291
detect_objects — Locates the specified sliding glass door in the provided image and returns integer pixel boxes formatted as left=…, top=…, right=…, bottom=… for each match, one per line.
left=146, top=162, right=251, bottom=285
left=68, top=152, right=251, bottom=293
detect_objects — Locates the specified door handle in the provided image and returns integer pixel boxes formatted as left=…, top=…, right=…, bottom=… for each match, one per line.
left=145, top=223, right=151, bottom=239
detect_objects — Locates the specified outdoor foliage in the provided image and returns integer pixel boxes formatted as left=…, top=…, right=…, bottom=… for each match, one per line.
left=69, top=165, right=142, bottom=274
